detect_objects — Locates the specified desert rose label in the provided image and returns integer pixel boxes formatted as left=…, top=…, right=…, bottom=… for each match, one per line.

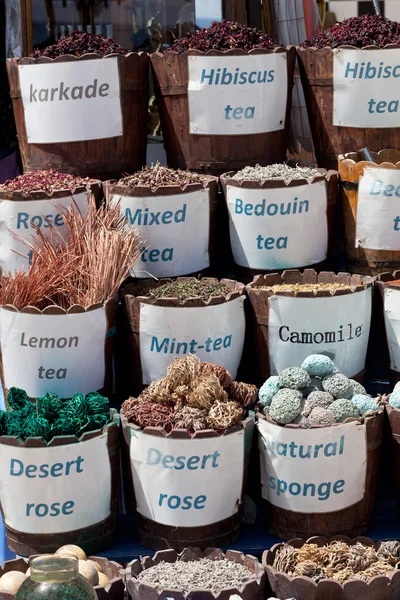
left=188, top=53, right=287, bottom=135
left=334, top=48, right=400, bottom=128
left=19, top=58, right=122, bottom=143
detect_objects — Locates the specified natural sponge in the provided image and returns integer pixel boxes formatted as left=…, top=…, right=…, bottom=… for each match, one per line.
left=330, top=399, right=359, bottom=422
left=302, top=376, right=324, bottom=396
left=390, top=387, right=400, bottom=409
left=303, top=391, right=333, bottom=417
left=351, top=394, right=378, bottom=416
left=301, top=354, right=335, bottom=378
left=308, top=407, right=336, bottom=427
left=322, top=373, right=353, bottom=399
left=349, top=380, right=367, bottom=396
left=259, top=376, right=280, bottom=406
left=279, top=367, right=310, bottom=390
left=269, top=389, right=302, bottom=425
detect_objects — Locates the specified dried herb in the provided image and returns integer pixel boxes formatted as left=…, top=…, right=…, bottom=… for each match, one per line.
left=166, top=20, right=277, bottom=54
left=117, top=164, right=209, bottom=191
left=31, top=32, right=128, bottom=58
left=0, top=170, right=95, bottom=196
left=232, top=164, right=321, bottom=185
left=303, top=14, right=400, bottom=49
left=260, top=282, right=354, bottom=295
left=148, top=279, right=229, bottom=303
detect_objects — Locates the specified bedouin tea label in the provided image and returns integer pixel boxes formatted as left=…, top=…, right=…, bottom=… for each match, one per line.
left=334, top=48, right=400, bottom=128
left=139, top=297, right=246, bottom=384
left=0, top=307, right=108, bottom=398
left=188, top=53, right=287, bottom=135
left=383, top=287, right=400, bottom=372
left=18, top=58, right=122, bottom=143
left=356, top=167, right=400, bottom=250
left=115, top=188, right=210, bottom=278
left=226, top=180, right=327, bottom=270
left=129, top=428, right=243, bottom=527
left=258, top=419, right=366, bottom=513
left=268, top=289, right=372, bottom=377
left=0, top=192, right=90, bottom=273
left=0, top=433, right=111, bottom=534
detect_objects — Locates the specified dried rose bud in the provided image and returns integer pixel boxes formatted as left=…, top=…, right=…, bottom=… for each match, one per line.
left=0, top=169, right=96, bottom=196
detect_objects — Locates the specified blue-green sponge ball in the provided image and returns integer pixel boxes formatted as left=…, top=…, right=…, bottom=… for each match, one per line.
left=269, top=389, right=302, bottom=425
left=279, top=367, right=310, bottom=390
left=351, top=394, right=378, bottom=415
left=259, top=376, right=280, bottom=406
left=330, top=399, right=360, bottom=422
left=301, top=354, right=335, bottom=378
left=389, top=387, right=400, bottom=409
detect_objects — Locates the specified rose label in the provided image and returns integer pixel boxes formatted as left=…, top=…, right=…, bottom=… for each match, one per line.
left=268, top=289, right=372, bottom=377
left=188, top=53, right=287, bottom=135
left=226, top=180, right=327, bottom=269
left=139, top=297, right=246, bottom=384
left=334, top=48, right=400, bottom=128
left=0, top=192, right=89, bottom=273
left=258, top=419, right=367, bottom=513
left=383, top=287, right=400, bottom=373
left=114, top=189, right=210, bottom=278
left=129, top=429, right=243, bottom=527
left=0, top=434, right=111, bottom=534
left=18, top=58, right=122, bottom=143
left=0, top=307, right=108, bottom=398
left=356, top=167, right=400, bottom=250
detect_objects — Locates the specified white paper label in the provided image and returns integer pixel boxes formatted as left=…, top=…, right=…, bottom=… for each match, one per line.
left=258, top=419, right=367, bottom=513
left=188, top=54, right=287, bottom=135
left=383, top=287, right=400, bottom=372
left=0, top=434, right=111, bottom=533
left=113, top=189, right=210, bottom=278
left=0, top=307, right=107, bottom=398
left=0, top=192, right=89, bottom=273
left=129, top=428, right=243, bottom=526
left=333, top=48, right=400, bottom=128
left=19, top=58, right=122, bottom=143
left=139, top=297, right=245, bottom=384
left=226, top=181, right=327, bottom=269
left=268, top=290, right=372, bottom=377
left=356, top=167, right=400, bottom=250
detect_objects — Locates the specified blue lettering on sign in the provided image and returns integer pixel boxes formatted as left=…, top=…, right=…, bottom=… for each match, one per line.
left=146, top=448, right=220, bottom=470
left=17, top=212, right=65, bottom=229
left=125, top=204, right=187, bottom=226
left=149, top=335, right=232, bottom=354
left=200, top=67, right=275, bottom=86
left=268, top=477, right=345, bottom=501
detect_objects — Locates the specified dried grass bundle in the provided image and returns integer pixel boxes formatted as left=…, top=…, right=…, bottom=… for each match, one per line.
left=0, top=199, right=142, bottom=309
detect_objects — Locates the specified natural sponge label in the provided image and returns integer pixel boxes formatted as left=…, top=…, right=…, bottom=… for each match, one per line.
left=258, top=419, right=367, bottom=513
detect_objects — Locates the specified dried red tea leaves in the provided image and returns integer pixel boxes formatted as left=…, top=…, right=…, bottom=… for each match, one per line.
left=31, top=32, right=128, bottom=58
left=0, top=170, right=95, bottom=196
left=303, top=14, right=400, bottom=49
left=165, top=20, right=277, bottom=54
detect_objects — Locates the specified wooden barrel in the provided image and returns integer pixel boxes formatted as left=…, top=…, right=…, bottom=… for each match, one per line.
left=297, top=46, right=400, bottom=170
left=103, top=177, right=219, bottom=279
left=376, top=273, right=400, bottom=388
left=121, top=417, right=254, bottom=550
left=1, top=416, right=119, bottom=556
left=150, top=47, right=296, bottom=175
left=6, top=53, right=149, bottom=179
left=258, top=407, right=384, bottom=540
left=246, top=269, right=374, bottom=385
left=122, top=277, right=246, bottom=392
left=339, top=149, right=400, bottom=276
left=220, top=169, right=338, bottom=283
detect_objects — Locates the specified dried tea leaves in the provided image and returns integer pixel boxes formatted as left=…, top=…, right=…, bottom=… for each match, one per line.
left=31, top=32, right=128, bottom=58
left=117, top=164, right=209, bottom=191
left=0, top=170, right=95, bottom=196
left=232, top=164, right=321, bottom=185
left=260, top=282, right=355, bottom=295
left=148, top=279, right=230, bottom=304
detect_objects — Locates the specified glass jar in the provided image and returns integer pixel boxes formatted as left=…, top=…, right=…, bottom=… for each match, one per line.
left=15, top=554, right=96, bottom=600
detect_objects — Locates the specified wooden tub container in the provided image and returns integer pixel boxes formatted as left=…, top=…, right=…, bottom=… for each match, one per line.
left=258, top=406, right=384, bottom=540
left=220, top=169, right=338, bottom=282
left=0, top=298, right=117, bottom=400
left=122, top=277, right=246, bottom=391
left=376, top=272, right=400, bottom=387
left=103, top=176, right=218, bottom=279
left=297, top=45, right=400, bottom=170
left=0, top=414, right=119, bottom=557
left=0, top=556, right=124, bottom=600
left=246, top=270, right=373, bottom=385
left=150, top=47, right=296, bottom=175
left=263, top=536, right=400, bottom=599
left=124, top=548, right=265, bottom=600
left=0, top=181, right=101, bottom=273
left=6, top=53, right=149, bottom=179
left=121, top=414, right=254, bottom=550
left=339, top=149, right=400, bottom=276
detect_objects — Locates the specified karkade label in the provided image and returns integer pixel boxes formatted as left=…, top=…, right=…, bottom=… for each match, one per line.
left=129, top=429, right=243, bottom=527
left=226, top=180, right=327, bottom=269
left=0, top=192, right=89, bottom=273
left=356, top=167, right=400, bottom=250
left=139, top=297, right=246, bottom=384
left=0, top=434, right=111, bottom=534
left=258, top=419, right=367, bottom=513
left=268, top=290, right=372, bottom=377
left=334, top=48, right=400, bottom=128
left=0, top=307, right=107, bottom=398
left=188, top=53, right=287, bottom=135
left=19, top=58, right=122, bottom=143
left=115, top=189, right=210, bottom=278
left=384, top=287, right=400, bottom=372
